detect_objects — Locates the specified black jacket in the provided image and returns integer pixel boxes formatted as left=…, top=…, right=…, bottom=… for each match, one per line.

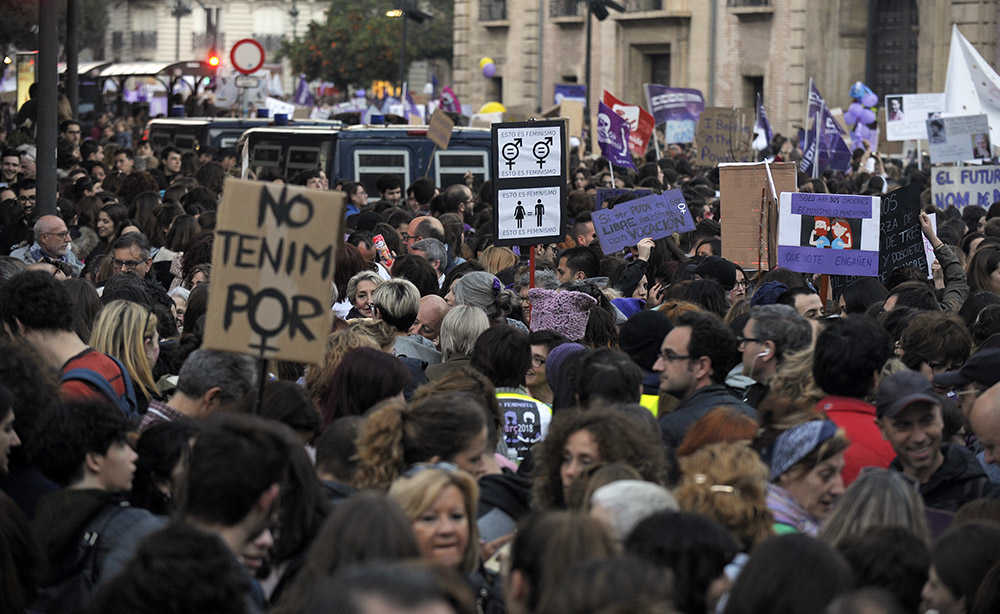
left=658, top=384, right=757, bottom=448
left=891, top=444, right=1000, bottom=512
left=33, top=489, right=164, bottom=587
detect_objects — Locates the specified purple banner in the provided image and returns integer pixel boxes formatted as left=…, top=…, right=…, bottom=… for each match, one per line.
left=591, top=189, right=695, bottom=254
left=597, top=102, right=635, bottom=169
left=594, top=188, right=654, bottom=210
left=644, top=84, right=705, bottom=126
left=555, top=83, right=587, bottom=104
left=790, top=193, right=873, bottom=219
left=777, top=246, right=879, bottom=276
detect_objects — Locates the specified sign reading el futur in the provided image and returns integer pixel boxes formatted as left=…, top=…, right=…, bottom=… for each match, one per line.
left=491, top=120, right=567, bottom=246
left=203, top=178, right=344, bottom=364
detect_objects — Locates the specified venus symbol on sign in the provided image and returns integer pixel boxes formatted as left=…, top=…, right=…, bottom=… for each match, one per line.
left=502, top=139, right=521, bottom=170
left=532, top=136, right=552, bottom=168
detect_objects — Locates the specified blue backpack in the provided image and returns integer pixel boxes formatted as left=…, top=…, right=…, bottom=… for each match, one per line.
left=61, top=354, right=139, bottom=418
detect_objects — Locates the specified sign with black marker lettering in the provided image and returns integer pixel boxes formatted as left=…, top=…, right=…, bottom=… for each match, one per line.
left=204, top=178, right=344, bottom=364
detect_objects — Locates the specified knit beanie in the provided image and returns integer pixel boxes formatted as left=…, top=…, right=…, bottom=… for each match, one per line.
left=695, top=256, right=738, bottom=291
left=528, top=288, right=597, bottom=341
left=619, top=310, right=673, bottom=372
left=750, top=281, right=788, bottom=307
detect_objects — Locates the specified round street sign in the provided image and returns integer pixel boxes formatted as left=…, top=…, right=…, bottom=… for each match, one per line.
left=230, top=39, right=265, bottom=75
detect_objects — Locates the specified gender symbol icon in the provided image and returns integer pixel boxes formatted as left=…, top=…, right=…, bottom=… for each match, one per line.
left=514, top=200, right=526, bottom=228
left=534, top=199, right=544, bottom=227
left=502, top=139, right=521, bottom=170
left=532, top=137, right=552, bottom=168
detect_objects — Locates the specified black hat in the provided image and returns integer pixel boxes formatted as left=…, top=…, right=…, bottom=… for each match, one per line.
left=695, top=256, right=737, bottom=291
left=933, top=348, right=1000, bottom=389
left=876, top=370, right=941, bottom=419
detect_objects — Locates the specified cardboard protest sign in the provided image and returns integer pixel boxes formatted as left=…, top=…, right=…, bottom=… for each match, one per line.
left=877, top=108, right=903, bottom=155
left=539, top=100, right=584, bottom=140
left=644, top=84, right=704, bottom=143
left=594, top=187, right=654, bottom=210
left=427, top=109, right=454, bottom=150
left=932, top=165, right=1000, bottom=208
left=926, top=114, right=991, bottom=164
left=491, top=120, right=567, bottom=247
left=204, top=178, right=344, bottom=364
left=695, top=107, right=755, bottom=165
left=603, top=90, right=654, bottom=158
left=719, top=162, right=798, bottom=271
left=777, top=192, right=881, bottom=276
left=591, top=190, right=695, bottom=254
left=884, top=93, right=945, bottom=141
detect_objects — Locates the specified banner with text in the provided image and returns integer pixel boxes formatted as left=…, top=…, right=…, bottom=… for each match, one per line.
left=777, top=192, right=881, bottom=277
left=591, top=190, right=695, bottom=254
left=204, top=178, right=343, bottom=364
left=644, top=84, right=704, bottom=144
left=932, top=165, right=1000, bottom=208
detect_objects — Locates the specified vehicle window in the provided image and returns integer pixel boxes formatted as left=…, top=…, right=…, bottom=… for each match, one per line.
left=435, top=151, right=489, bottom=189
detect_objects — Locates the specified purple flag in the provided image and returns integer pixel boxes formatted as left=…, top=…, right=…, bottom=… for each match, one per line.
left=404, top=91, right=421, bottom=121
left=800, top=82, right=851, bottom=175
left=293, top=75, right=315, bottom=106
left=756, top=91, right=772, bottom=144
left=597, top=102, right=635, bottom=169
left=643, top=84, right=704, bottom=126
left=439, top=86, right=461, bottom=113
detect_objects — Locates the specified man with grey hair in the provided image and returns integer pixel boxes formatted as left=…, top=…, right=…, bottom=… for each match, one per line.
left=17, top=144, right=36, bottom=179
left=590, top=480, right=678, bottom=541
left=139, top=349, right=258, bottom=431
left=409, top=237, right=447, bottom=287
left=740, top=304, right=813, bottom=408
left=10, top=214, right=83, bottom=276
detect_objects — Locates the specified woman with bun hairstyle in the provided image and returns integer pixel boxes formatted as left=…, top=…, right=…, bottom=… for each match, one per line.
left=354, top=392, right=490, bottom=490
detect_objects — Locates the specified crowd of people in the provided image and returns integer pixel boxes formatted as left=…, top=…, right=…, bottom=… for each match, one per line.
left=2, top=111, right=1000, bottom=614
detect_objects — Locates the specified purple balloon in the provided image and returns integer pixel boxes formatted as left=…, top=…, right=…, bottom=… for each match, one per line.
left=844, top=109, right=858, bottom=126
left=858, top=108, right=876, bottom=125
left=861, top=92, right=878, bottom=107
left=482, top=62, right=496, bottom=78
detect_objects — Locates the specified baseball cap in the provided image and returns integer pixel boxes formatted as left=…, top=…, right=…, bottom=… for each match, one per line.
left=932, top=348, right=1000, bottom=389
left=876, top=370, right=942, bottom=419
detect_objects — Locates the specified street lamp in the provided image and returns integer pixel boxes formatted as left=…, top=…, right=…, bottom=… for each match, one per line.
left=584, top=0, right=624, bottom=152
left=386, top=1, right=432, bottom=98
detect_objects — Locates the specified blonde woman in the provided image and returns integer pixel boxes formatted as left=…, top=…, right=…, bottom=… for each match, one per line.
left=675, top=442, right=773, bottom=551
left=388, top=466, right=481, bottom=574
left=90, top=300, right=161, bottom=413
left=479, top=246, right=518, bottom=275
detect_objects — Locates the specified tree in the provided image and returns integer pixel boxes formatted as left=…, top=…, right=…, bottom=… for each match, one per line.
left=283, top=0, right=454, bottom=90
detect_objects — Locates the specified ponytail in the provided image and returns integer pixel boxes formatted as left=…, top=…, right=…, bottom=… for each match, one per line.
left=354, top=399, right=407, bottom=490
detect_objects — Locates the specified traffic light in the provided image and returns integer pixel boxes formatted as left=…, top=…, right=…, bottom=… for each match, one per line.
left=207, top=49, right=221, bottom=68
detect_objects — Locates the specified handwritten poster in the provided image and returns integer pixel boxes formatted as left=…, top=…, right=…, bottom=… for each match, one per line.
left=591, top=190, right=695, bottom=254
left=204, top=178, right=343, bottom=364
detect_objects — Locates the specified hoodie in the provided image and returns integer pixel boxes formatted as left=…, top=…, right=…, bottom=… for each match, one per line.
left=890, top=444, right=1000, bottom=512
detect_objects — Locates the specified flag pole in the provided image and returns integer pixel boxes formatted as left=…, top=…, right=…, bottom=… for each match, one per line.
left=812, top=98, right=823, bottom=180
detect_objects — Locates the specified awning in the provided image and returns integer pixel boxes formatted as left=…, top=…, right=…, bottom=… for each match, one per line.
left=57, top=61, right=111, bottom=77
left=97, top=61, right=215, bottom=79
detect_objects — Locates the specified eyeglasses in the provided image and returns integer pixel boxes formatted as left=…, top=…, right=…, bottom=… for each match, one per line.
left=658, top=349, right=692, bottom=362
left=737, top=336, right=763, bottom=347
left=42, top=230, right=70, bottom=239
left=112, top=258, right=146, bottom=271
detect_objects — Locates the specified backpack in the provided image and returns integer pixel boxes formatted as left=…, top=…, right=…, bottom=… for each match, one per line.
left=29, top=504, right=126, bottom=614
left=61, top=354, right=139, bottom=418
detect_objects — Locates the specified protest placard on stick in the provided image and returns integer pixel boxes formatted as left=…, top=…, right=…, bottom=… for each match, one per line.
left=777, top=192, right=881, bottom=277
left=591, top=190, right=695, bottom=254
left=931, top=165, right=1000, bottom=208
left=695, top=107, right=755, bottom=165
left=204, top=178, right=343, bottom=364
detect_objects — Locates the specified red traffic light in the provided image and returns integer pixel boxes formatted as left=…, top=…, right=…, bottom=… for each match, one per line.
left=208, top=51, right=220, bottom=67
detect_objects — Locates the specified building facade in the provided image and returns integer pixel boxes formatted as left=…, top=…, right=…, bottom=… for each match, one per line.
left=453, top=0, right=1000, bottom=136
left=103, top=1, right=328, bottom=68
